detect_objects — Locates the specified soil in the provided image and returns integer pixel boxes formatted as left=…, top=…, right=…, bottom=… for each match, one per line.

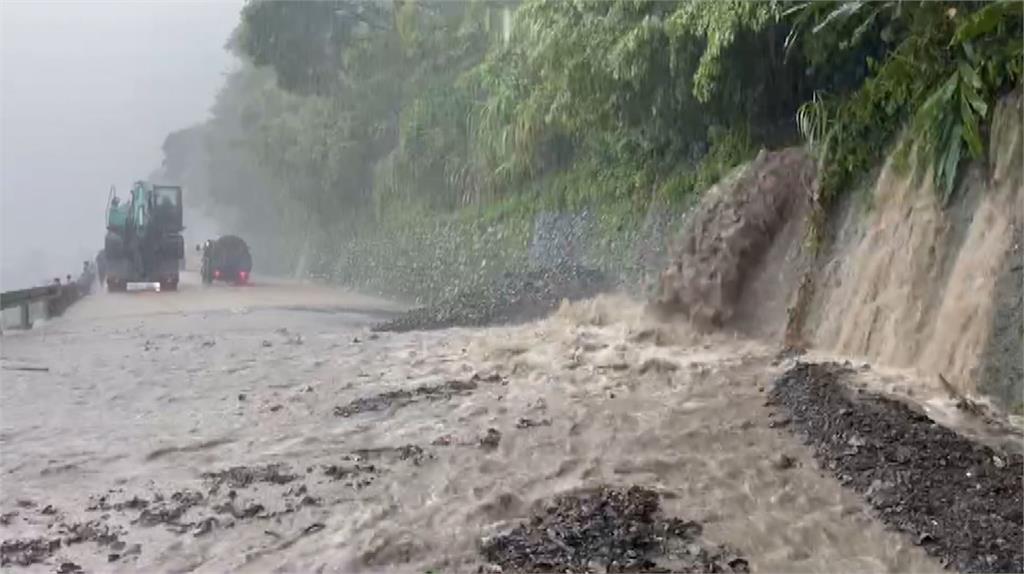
left=373, top=265, right=610, bottom=332
left=480, top=486, right=749, bottom=573
left=769, top=362, right=1024, bottom=573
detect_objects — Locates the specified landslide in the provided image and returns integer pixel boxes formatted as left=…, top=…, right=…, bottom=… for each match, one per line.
left=656, top=148, right=814, bottom=336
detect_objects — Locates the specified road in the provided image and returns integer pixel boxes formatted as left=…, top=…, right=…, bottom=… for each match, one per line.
left=0, top=275, right=948, bottom=573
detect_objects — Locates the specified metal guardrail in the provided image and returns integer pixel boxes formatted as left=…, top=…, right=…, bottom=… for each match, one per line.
left=1, top=269, right=95, bottom=330
left=0, top=285, right=61, bottom=309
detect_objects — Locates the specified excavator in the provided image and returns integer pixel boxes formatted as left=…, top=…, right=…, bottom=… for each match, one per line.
left=103, top=181, right=184, bottom=292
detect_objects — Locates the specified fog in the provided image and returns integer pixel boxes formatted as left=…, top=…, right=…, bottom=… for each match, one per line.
left=0, top=0, right=241, bottom=290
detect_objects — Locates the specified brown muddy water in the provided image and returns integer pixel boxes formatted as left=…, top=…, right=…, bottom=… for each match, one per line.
left=9, top=275, right=1017, bottom=574
left=2, top=276, right=1015, bottom=568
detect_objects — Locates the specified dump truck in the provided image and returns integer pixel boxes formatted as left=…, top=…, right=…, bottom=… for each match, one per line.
left=200, top=235, right=252, bottom=285
left=104, top=182, right=184, bottom=291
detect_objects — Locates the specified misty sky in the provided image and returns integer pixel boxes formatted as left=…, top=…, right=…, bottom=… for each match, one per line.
left=1, top=0, right=242, bottom=289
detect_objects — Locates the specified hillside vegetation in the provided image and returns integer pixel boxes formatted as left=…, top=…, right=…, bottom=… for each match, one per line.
left=161, top=0, right=1022, bottom=296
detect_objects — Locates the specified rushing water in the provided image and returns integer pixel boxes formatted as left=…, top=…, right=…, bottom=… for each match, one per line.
left=5, top=278, right=985, bottom=573
left=5, top=110, right=1023, bottom=569
left=813, top=92, right=1022, bottom=398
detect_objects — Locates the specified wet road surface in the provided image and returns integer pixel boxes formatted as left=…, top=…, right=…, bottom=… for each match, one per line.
left=0, top=276, right=953, bottom=572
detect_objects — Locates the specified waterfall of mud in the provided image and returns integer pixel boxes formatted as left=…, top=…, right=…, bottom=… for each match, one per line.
left=656, top=148, right=815, bottom=337
left=811, top=92, right=1022, bottom=399
left=656, top=92, right=1021, bottom=407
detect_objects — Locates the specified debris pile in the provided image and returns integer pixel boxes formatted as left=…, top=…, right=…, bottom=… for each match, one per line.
left=374, top=265, right=609, bottom=332
left=770, top=362, right=1023, bottom=573
left=480, top=486, right=748, bottom=573
left=334, top=378, right=479, bottom=417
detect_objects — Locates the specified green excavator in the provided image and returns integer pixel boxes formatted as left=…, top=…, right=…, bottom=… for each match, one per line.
left=103, top=181, right=184, bottom=292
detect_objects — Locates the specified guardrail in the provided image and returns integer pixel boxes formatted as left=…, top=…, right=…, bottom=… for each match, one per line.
left=1, top=269, right=96, bottom=330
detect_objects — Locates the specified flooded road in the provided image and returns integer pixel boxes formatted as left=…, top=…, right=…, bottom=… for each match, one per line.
left=0, top=276, right=954, bottom=572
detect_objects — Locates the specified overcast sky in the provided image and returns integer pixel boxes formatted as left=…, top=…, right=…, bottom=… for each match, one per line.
left=1, top=0, right=242, bottom=289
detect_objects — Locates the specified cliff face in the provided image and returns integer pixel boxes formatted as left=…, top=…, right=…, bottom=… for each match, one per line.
left=659, top=92, right=1022, bottom=409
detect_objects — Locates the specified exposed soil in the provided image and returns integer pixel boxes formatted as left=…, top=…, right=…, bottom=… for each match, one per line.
left=769, top=362, right=1024, bottom=573
left=480, top=486, right=749, bottom=573
left=373, top=265, right=610, bottom=332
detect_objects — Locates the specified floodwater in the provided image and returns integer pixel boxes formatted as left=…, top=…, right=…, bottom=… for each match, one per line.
left=0, top=274, right=992, bottom=573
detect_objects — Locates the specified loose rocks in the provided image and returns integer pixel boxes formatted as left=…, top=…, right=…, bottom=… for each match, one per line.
left=770, top=362, right=1023, bottom=573
left=0, top=537, right=61, bottom=567
left=333, top=379, right=478, bottom=417
left=202, top=464, right=297, bottom=490
left=374, top=265, right=610, bottom=332
left=480, top=485, right=748, bottom=573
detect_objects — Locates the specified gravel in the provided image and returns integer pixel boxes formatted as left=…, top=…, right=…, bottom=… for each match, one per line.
left=769, top=362, right=1023, bottom=573
left=374, top=265, right=610, bottom=332
left=480, top=485, right=749, bottom=573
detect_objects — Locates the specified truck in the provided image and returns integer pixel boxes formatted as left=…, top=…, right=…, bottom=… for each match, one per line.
left=200, top=235, right=252, bottom=285
left=104, top=181, right=184, bottom=291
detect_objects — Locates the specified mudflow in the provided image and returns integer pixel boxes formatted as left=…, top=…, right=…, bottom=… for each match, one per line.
left=2, top=96, right=1022, bottom=573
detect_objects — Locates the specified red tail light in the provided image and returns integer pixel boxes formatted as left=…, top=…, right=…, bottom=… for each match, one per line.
left=213, top=269, right=221, bottom=279
left=239, top=271, right=249, bottom=282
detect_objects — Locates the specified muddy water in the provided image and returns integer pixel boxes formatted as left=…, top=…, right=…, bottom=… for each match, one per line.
left=813, top=92, right=1022, bottom=396
left=1, top=276, right=956, bottom=573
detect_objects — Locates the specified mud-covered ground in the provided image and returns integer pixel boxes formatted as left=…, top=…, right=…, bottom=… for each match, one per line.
left=373, top=265, right=609, bottom=332
left=2, top=276, right=1017, bottom=573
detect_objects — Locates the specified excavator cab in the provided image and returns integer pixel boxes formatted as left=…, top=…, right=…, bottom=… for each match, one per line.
left=152, top=185, right=183, bottom=232
left=106, top=186, right=130, bottom=231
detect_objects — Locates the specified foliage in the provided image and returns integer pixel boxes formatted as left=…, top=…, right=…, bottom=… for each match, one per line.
left=161, top=0, right=1024, bottom=295
left=793, top=0, right=1023, bottom=211
left=665, top=1, right=779, bottom=103
left=467, top=0, right=805, bottom=197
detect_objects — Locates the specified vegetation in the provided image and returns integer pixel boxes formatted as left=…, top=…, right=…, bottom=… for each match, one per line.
left=796, top=1, right=1022, bottom=210
left=162, top=0, right=1023, bottom=296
